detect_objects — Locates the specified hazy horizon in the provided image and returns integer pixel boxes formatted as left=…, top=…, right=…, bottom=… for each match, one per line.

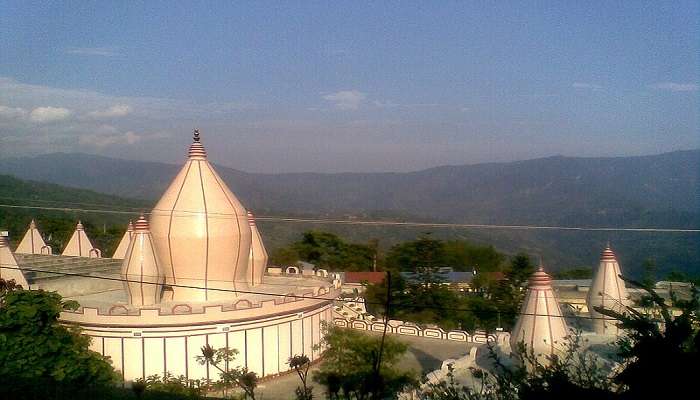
left=2, top=147, right=698, bottom=176
left=1, top=2, right=698, bottom=173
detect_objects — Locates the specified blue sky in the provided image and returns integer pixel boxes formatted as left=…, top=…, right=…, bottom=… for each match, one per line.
left=1, top=1, right=698, bottom=172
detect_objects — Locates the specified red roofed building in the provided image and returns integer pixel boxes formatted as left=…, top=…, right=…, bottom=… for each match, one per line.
left=342, top=271, right=386, bottom=294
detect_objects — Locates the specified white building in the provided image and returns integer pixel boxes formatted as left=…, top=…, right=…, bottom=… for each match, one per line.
left=587, top=244, right=630, bottom=335
left=8, top=130, right=338, bottom=383
left=510, top=266, right=569, bottom=365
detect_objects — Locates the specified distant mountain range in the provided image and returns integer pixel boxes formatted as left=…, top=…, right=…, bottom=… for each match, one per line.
left=0, top=150, right=698, bottom=276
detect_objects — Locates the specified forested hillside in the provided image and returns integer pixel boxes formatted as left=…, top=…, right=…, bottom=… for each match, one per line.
left=0, top=150, right=698, bottom=276
left=0, top=175, right=148, bottom=256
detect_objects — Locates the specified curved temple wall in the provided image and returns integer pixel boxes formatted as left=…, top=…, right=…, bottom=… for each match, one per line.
left=61, top=287, right=338, bottom=382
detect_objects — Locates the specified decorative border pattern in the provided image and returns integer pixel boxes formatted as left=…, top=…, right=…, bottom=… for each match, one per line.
left=333, top=317, right=504, bottom=344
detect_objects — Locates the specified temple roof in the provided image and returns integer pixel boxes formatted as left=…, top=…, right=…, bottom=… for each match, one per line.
left=248, top=210, right=268, bottom=286
left=15, top=219, right=50, bottom=255
left=587, top=244, right=630, bottom=335
left=62, top=221, right=100, bottom=257
left=112, top=220, right=134, bottom=259
left=121, top=215, right=163, bottom=306
left=510, top=265, right=569, bottom=363
left=149, top=130, right=252, bottom=301
left=0, top=235, right=30, bottom=288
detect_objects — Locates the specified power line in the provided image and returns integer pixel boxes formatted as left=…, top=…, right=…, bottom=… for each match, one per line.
left=1, top=202, right=698, bottom=233
left=0, top=262, right=636, bottom=321
left=0, top=195, right=147, bottom=211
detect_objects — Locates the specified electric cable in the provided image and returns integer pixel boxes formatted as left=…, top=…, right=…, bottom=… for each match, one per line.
left=0, top=262, right=653, bottom=322
left=1, top=202, right=699, bottom=233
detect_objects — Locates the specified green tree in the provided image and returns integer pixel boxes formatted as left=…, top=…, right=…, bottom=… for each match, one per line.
left=596, top=279, right=699, bottom=399
left=640, top=257, right=657, bottom=288
left=197, top=344, right=258, bottom=400
left=552, top=268, right=593, bottom=280
left=314, top=324, right=415, bottom=399
left=506, top=253, right=535, bottom=287
left=481, top=253, right=534, bottom=330
left=133, top=373, right=208, bottom=399
left=289, top=231, right=374, bottom=271
left=443, top=241, right=505, bottom=272
left=385, top=235, right=447, bottom=273
left=0, top=280, right=119, bottom=399
left=421, top=279, right=700, bottom=400
left=289, top=354, right=314, bottom=400
left=269, top=246, right=301, bottom=266
left=665, top=270, right=700, bottom=285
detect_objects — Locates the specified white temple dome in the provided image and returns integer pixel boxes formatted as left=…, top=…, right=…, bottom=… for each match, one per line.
left=510, top=265, right=569, bottom=365
left=112, top=220, right=134, bottom=259
left=247, top=211, right=268, bottom=286
left=150, top=130, right=252, bottom=301
left=121, top=215, right=164, bottom=306
left=587, top=244, right=630, bottom=335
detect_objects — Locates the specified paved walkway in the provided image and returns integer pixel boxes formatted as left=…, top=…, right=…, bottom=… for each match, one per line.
left=255, top=331, right=479, bottom=400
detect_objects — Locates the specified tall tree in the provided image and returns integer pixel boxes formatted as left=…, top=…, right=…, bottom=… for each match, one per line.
left=0, top=280, right=119, bottom=398
left=290, top=231, right=374, bottom=271
left=314, top=324, right=415, bottom=399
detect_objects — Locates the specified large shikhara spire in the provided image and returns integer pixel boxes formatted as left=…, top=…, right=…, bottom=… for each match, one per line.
left=0, top=234, right=30, bottom=288
left=62, top=221, right=101, bottom=257
left=150, top=129, right=252, bottom=301
left=510, top=265, right=569, bottom=365
left=587, top=244, right=630, bottom=335
left=15, top=219, right=51, bottom=255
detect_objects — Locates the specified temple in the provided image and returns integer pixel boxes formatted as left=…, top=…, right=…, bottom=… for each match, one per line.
left=149, top=129, right=252, bottom=301
left=0, top=234, right=30, bottom=288
left=4, top=130, right=338, bottom=382
left=62, top=221, right=101, bottom=258
left=247, top=210, right=268, bottom=286
left=586, top=244, right=630, bottom=335
left=1, top=129, right=640, bottom=385
left=120, top=215, right=164, bottom=306
left=510, top=265, right=569, bottom=365
left=15, top=219, right=51, bottom=255
left=112, top=220, right=134, bottom=259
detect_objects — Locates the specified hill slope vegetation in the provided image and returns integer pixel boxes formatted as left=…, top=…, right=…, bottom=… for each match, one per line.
left=0, top=150, right=697, bottom=275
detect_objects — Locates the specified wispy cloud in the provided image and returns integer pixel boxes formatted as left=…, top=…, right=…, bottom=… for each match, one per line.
left=78, top=130, right=170, bottom=148
left=0, top=105, right=28, bottom=120
left=372, top=100, right=400, bottom=108
left=64, top=47, right=120, bottom=57
left=649, top=82, right=698, bottom=92
left=572, top=82, right=603, bottom=90
left=0, top=76, right=254, bottom=156
left=323, top=90, right=367, bottom=110
left=86, top=104, right=132, bottom=119
left=28, top=106, right=72, bottom=123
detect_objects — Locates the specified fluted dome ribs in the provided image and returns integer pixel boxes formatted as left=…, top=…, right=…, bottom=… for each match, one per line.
left=587, top=245, right=630, bottom=335
left=510, top=265, right=569, bottom=365
left=247, top=211, right=269, bottom=286
left=149, top=130, right=252, bottom=301
left=121, top=215, right=164, bottom=306
left=112, top=220, right=134, bottom=259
